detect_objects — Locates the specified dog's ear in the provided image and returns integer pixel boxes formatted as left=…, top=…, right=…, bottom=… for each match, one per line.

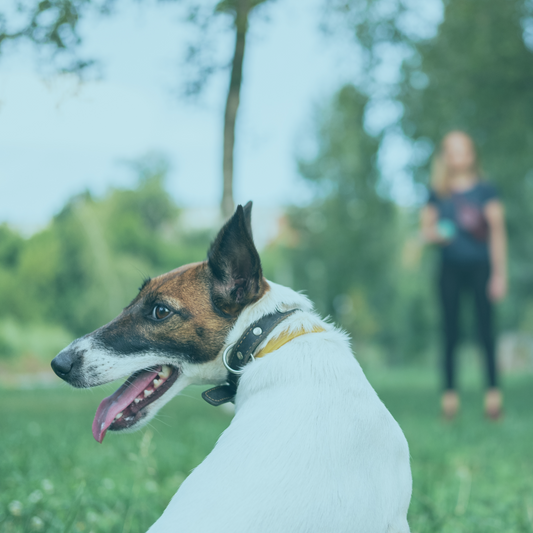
left=207, top=201, right=263, bottom=315
left=242, top=200, right=253, bottom=237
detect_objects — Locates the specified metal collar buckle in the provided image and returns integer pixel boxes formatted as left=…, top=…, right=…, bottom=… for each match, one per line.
left=222, top=342, right=255, bottom=375
left=201, top=308, right=300, bottom=406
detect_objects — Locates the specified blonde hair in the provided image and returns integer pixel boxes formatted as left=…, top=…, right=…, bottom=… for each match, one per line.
left=430, top=131, right=482, bottom=197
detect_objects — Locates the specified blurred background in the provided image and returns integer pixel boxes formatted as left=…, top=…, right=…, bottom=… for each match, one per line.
left=1, top=1, right=533, bottom=532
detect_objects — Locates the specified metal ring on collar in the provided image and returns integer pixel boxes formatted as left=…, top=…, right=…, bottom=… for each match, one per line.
left=222, top=343, right=255, bottom=375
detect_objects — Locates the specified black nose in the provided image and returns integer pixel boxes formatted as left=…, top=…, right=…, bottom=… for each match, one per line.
left=51, top=351, right=74, bottom=378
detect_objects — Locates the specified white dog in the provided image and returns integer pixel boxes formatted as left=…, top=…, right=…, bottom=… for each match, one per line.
left=52, top=202, right=412, bottom=532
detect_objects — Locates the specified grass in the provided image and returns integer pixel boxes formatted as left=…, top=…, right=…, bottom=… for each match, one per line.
left=0, top=385, right=232, bottom=533
left=1, top=370, right=533, bottom=532
left=370, top=369, right=533, bottom=533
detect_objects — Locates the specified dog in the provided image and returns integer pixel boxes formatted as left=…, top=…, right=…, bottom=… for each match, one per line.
left=51, top=202, right=412, bottom=532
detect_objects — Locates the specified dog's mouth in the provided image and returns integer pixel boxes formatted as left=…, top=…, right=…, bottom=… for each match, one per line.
left=92, top=364, right=180, bottom=443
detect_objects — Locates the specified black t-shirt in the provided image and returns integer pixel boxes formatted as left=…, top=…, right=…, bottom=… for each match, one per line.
left=427, top=182, right=499, bottom=264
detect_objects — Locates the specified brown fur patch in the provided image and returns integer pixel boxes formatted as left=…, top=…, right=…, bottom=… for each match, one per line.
left=150, top=262, right=235, bottom=361
left=95, top=262, right=238, bottom=363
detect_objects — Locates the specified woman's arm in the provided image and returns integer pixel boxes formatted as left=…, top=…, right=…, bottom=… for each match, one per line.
left=420, top=205, right=449, bottom=244
left=484, top=200, right=508, bottom=301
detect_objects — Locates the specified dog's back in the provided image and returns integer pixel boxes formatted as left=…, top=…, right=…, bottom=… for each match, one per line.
left=149, top=283, right=411, bottom=533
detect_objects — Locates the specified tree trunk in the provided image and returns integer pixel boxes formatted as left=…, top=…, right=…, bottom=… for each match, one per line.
left=221, top=0, right=250, bottom=219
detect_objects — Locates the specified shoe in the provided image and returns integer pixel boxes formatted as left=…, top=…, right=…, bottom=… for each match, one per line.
left=484, top=388, right=503, bottom=420
left=441, top=390, right=459, bottom=420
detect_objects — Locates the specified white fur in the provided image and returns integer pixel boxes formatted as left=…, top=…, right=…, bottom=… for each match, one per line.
left=59, top=337, right=227, bottom=433
left=148, top=281, right=412, bottom=533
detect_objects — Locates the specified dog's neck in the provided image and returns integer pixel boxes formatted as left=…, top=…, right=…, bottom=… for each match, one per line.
left=194, top=281, right=334, bottom=395
left=202, top=282, right=326, bottom=404
left=230, top=285, right=356, bottom=412
left=230, top=281, right=316, bottom=336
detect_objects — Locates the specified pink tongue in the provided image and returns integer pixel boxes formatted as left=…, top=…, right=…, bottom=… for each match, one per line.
left=92, top=369, right=159, bottom=443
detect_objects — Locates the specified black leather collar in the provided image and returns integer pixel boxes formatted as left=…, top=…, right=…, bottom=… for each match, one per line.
left=202, top=309, right=299, bottom=406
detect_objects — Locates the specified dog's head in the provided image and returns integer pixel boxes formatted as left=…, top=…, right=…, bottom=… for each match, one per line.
left=51, top=202, right=266, bottom=442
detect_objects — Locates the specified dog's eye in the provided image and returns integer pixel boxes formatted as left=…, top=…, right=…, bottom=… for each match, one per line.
left=152, top=305, right=171, bottom=321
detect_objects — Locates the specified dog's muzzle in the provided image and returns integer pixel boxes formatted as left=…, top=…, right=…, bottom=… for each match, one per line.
left=51, top=347, right=86, bottom=385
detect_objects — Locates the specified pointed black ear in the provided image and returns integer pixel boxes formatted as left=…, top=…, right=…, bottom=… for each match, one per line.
left=242, top=200, right=253, bottom=237
left=208, top=202, right=263, bottom=315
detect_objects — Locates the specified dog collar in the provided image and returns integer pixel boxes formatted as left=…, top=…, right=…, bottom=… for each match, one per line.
left=202, top=309, right=306, bottom=406
left=254, top=324, right=326, bottom=359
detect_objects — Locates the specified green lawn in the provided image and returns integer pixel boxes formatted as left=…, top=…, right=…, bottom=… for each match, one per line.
left=1, top=370, right=533, bottom=533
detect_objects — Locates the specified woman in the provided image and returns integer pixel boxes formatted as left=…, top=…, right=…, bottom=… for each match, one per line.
left=421, top=131, right=507, bottom=420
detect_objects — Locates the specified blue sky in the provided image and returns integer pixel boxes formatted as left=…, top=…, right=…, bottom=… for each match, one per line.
left=0, top=0, right=442, bottom=232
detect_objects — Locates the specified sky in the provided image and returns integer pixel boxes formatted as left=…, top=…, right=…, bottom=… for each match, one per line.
left=0, top=0, right=442, bottom=233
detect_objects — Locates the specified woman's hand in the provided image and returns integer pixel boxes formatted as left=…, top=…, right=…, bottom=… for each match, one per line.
left=420, top=205, right=452, bottom=245
left=488, top=272, right=507, bottom=301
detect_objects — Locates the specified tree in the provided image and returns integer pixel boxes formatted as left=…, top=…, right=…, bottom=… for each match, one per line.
left=1, top=0, right=274, bottom=218
left=0, top=158, right=211, bottom=342
left=323, top=0, right=430, bottom=95
left=276, top=85, right=418, bottom=361
left=0, top=0, right=113, bottom=75
left=185, top=0, right=273, bottom=218
left=399, top=0, right=533, bottom=330
left=221, top=0, right=254, bottom=218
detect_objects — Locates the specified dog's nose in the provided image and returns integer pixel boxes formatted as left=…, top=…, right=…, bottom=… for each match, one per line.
left=51, top=351, right=74, bottom=377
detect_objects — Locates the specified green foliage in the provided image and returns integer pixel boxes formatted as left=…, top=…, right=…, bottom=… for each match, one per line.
left=288, top=86, right=392, bottom=323
left=324, top=0, right=433, bottom=93
left=215, top=0, right=270, bottom=16
left=0, top=0, right=112, bottom=75
left=0, top=319, right=73, bottom=361
left=265, top=85, right=408, bottom=360
left=0, top=224, right=24, bottom=268
left=399, top=0, right=533, bottom=330
left=2, top=372, right=533, bottom=531
left=270, top=85, right=434, bottom=362
left=0, top=159, right=211, bottom=355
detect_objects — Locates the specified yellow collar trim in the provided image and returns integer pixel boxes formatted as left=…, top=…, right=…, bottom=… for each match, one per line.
left=255, top=325, right=326, bottom=359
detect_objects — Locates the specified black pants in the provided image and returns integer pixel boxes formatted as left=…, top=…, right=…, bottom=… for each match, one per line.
left=438, top=261, right=497, bottom=391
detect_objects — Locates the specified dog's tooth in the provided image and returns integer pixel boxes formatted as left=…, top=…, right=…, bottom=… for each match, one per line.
left=114, top=412, right=123, bottom=420
left=144, top=389, right=153, bottom=398
left=159, top=365, right=172, bottom=379
left=153, top=378, right=162, bottom=389
left=134, top=398, right=141, bottom=404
